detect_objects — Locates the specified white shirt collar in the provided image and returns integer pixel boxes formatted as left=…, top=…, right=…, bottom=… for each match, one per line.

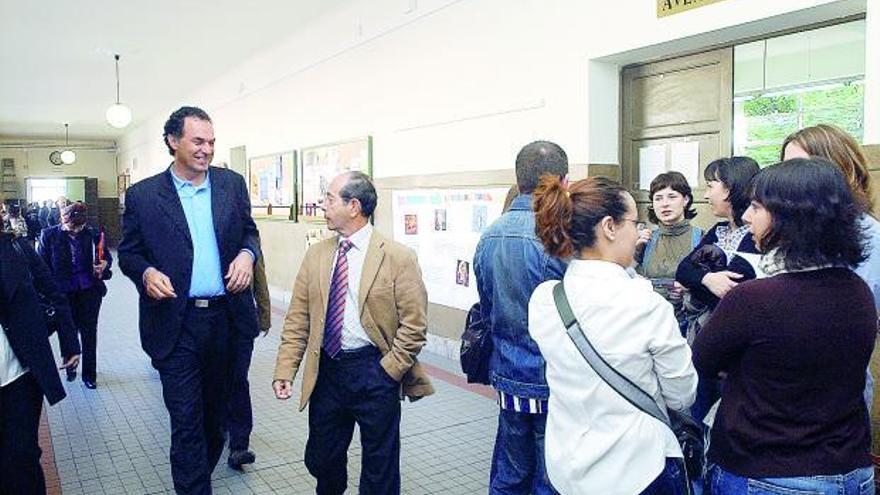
left=566, top=259, right=633, bottom=280
left=340, top=222, right=373, bottom=252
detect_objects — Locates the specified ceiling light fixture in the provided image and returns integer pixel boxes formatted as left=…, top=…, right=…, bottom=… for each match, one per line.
left=105, top=54, right=132, bottom=128
left=60, top=123, right=76, bottom=164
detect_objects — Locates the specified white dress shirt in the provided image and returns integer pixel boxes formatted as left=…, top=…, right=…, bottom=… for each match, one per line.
left=528, top=259, right=697, bottom=495
left=334, top=223, right=375, bottom=350
left=0, top=325, right=28, bottom=387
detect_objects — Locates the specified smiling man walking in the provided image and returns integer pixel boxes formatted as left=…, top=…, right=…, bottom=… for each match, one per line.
left=119, top=106, right=261, bottom=495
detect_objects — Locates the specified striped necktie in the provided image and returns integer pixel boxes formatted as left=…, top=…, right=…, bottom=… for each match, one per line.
left=323, top=239, right=353, bottom=357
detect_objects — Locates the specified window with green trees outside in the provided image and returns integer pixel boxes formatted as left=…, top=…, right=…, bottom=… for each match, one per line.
left=732, top=20, right=865, bottom=167
left=734, top=82, right=864, bottom=166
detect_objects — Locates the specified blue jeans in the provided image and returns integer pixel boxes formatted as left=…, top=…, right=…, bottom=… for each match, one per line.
left=640, top=458, right=689, bottom=495
left=709, top=464, right=875, bottom=495
left=489, top=408, right=557, bottom=494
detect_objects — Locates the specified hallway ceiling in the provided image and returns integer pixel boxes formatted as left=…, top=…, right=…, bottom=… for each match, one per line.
left=0, top=0, right=348, bottom=141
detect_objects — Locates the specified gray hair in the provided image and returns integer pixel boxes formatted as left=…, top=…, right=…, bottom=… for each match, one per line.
left=339, top=171, right=377, bottom=217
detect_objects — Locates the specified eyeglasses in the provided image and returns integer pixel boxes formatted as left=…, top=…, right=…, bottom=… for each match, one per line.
left=621, top=218, right=646, bottom=230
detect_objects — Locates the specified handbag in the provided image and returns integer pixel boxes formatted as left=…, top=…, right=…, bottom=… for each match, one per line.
left=459, top=302, right=493, bottom=385
left=552, top=282, right=704, bottom=484
left=11, top=238, right=61, bottom=335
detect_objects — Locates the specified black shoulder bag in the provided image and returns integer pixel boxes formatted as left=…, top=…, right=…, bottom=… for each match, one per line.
left=552, top=282, right=704, bottom=485
left=459, top=302, right=493, bottom=385
left=12, top=238, right=60, bottom=335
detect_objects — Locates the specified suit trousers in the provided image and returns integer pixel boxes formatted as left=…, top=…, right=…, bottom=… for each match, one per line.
left=305, top=347, right=401, bottom=495
left=67, top=285, right=103, bottom=383
left=152, top=300, right=232, bottom=495
left=0, top=373, right=46, bottom=495
left=226, top=331, right=255, bottom=451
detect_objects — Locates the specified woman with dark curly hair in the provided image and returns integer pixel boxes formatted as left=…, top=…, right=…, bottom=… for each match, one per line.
left=695, top=158, right=875, bottom=494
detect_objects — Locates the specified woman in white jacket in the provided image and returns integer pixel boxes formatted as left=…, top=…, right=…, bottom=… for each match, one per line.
left=528, top=175, right=698, bottom=495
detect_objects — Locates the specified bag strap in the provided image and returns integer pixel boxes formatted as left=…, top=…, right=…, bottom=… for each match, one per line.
left=552, top=282, right=670, bottom=427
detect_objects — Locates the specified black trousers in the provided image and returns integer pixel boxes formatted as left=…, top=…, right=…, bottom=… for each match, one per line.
left=226, top=331, right=254, bottom=451
left=67, top=285, right=103, bottom=382
left=152, top=301, right=232, bottom=495
left=305, top=347, right=401, bottom=495
left=0, top=373, right=46, bottom=495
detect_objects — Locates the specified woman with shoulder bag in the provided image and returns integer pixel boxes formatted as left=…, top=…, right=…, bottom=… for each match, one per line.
left=0, top=228, right=79, bottom=494
left=695, top=158, right=875, bottom=494
left=528, top=175, right=698, bottom=495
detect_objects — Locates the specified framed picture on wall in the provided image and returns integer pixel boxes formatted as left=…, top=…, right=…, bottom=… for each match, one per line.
left=248, top=150, right=297, bottom=221
left=117, top=173, right=130, bottom=209
left=299, top=136, right=372, bottom=222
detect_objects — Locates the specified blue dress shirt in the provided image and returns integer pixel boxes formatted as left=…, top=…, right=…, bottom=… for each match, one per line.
left=170, top=170, right=226, bottom=297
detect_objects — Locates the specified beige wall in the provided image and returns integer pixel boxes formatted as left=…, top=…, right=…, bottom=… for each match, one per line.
left=0, top=139, right=118, bottom=198
left=113, top=0, right=876, bottom=345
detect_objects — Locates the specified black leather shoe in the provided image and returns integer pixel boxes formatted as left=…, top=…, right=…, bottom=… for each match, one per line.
left=83, top=380, right=97, bottom=389
left=66, top=369, right=77, bottom=382
left=227, top=449, right=256, bottom=470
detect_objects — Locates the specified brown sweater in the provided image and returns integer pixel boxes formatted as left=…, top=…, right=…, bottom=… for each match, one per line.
left=693, top=268, right=875, bottom=477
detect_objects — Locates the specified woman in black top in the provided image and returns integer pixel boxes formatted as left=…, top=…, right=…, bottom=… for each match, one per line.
left=676, top=156, right=760, bottom=424
left=0, top=230, right=79, bottom=494
left=676, top=156, right=761, bottom=305
left=694, top=158, right=875, bottom=494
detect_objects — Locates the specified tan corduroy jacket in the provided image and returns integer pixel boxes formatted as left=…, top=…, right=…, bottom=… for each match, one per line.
left=273, top=231, right=435, bottom=410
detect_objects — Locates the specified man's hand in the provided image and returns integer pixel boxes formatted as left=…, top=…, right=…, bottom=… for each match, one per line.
left=273, top=379, right=293, bottom=400
left=93, top=260, right=108, bottom=279
left=636, top=227, right=652, bottom=248
left=59, top=354, right=80, bottom=371
left=225, top=251, right=254, bottom=294
left=668, top=281, right=685, bottom=301
left=143, top=267, right=177, bottom=300
left=702, top=271, right=743, bottom=298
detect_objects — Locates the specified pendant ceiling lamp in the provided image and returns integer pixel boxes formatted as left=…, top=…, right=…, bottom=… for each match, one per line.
left=61, top=123, right=76, bottom=165
left=105, top=54, right=132, bottom=129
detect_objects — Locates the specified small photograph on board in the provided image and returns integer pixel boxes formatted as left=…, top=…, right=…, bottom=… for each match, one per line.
left=434, top=209, right=447, bottom=231
left=455, top=259, right=470, bottom=287
left=472, top=205, right=488, bottom=232
left=404, top=214, right=419, bottom=235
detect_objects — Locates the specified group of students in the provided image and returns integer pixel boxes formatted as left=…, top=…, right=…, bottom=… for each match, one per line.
left=2, top=198, right=68, bottom=241
left=521, top=124, right=879, bottom=494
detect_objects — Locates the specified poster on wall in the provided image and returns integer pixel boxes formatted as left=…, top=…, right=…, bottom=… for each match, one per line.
left=299, top=136, right=372, bottom=222
left=248, top=151, right=297, bottom=220
left=392, top=187, right=509, bottom=311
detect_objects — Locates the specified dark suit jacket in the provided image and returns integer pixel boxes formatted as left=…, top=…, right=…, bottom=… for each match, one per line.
left=38, top=225, right=113, bottom=296
left=0, top=234, right=79, bottom=405
left=118, top=166, right=261, bottom=361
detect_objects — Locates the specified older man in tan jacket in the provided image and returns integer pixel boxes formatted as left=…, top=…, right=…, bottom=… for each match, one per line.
left=273, top=171, right=433, bottom=495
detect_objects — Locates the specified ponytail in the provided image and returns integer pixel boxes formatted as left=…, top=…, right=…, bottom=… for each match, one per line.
left=534, top=174, right=574, bottom=258
left=534, top=175, right=630, bottom=259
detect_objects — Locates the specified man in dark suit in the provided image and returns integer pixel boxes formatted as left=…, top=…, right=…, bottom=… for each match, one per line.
left=119, top=106, right=261, bottom=495
left=0, top=232, right=79, bottom=494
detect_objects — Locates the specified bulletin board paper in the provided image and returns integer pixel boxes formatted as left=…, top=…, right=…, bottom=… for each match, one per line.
left=669, top=141, right=700, bottom=187
left=639, top=145, right=667, bottom=190
left=392, top=188, right=509, bottom=311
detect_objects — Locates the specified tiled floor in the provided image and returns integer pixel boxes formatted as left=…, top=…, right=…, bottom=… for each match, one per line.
left=45, top=264, right=497, bottom=494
